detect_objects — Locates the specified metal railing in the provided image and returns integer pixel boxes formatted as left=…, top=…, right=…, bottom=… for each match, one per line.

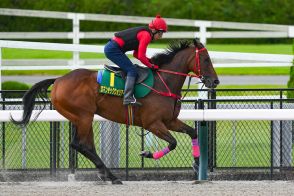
left=1, top=88, right=294, bottom=181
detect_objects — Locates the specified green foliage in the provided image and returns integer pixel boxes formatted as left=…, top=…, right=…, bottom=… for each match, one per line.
left=2, top=81, right=29, bottom=90
left=1, top=81, right=30, bottom=98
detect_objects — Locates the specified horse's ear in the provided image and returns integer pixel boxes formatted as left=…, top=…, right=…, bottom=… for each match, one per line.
left=193, top=38, right=198, bottom=46
left=193, top=38, right=204, bottom=49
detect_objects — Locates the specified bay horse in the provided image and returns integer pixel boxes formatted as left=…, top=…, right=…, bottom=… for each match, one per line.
left=11, top=39, right=219, bottom=184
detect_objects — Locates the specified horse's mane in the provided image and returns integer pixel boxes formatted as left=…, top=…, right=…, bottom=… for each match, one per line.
left=151, top=40, right=192, bottom=66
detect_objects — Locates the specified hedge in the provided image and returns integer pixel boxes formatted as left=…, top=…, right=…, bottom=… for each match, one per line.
left=1, top=81, right=29, bottom=98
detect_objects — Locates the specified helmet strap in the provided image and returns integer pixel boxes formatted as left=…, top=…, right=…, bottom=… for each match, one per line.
left=151, top=31, right=157, bottom=41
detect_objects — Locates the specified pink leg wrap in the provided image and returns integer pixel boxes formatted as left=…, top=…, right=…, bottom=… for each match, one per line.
left=192, top=139, right=200, bottom=158
left=153, top=147, right=170, bottom=159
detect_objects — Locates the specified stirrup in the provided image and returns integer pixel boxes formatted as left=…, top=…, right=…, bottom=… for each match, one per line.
left=123, top=96, right=142, bottom=106
left=123, top=100, right=142, bottom=106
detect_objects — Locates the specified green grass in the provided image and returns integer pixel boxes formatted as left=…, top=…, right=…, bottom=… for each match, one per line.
left=1, top=44, right=292, bottom=82
left=2, top=48, right=106, bottom=59
left=210, top=44, right=292, bottom=75
left=216, top=121, right=271, bottom=167
left=2, top=44, right=291, bottom=59
left=215, top=67, right=290, bottom=75
left=207, top=44, right=292, bottom=55
left=2, top=69, right=71, bottom=76
left=156, top=43, right=293, bottom=76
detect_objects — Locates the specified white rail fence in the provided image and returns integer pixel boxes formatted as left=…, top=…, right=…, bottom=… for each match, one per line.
left=1, top=109, right=294, bottom=122
left=0, top=39, right=293, bottom=90
left=0, top=8, right=293, bottom=69
left=1, top=8, right=294, bottom=45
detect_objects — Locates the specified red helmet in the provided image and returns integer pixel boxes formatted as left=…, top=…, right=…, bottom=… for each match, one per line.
left=149, top=15, right=168, bottom=32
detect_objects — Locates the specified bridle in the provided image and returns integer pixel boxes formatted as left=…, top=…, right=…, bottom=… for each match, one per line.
left=157, top=47, right=207, bottom=80
left=141, top=46, right=208, bottom=100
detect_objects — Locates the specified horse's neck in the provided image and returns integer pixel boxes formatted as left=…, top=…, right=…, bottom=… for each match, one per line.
left=156, top=54, right=189, bottom=96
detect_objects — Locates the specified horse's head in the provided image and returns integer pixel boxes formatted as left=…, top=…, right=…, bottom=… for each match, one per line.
left=190, top=39, right=219, bottom=89
left=151, top=39, right=219, bottom=89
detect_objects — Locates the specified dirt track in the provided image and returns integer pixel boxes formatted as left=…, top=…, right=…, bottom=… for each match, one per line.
left=1, top=180, right=294, bottom=196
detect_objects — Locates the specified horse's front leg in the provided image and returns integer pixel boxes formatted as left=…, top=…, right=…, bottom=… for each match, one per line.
left=166, top=118, right=200, bottom=173
left=140, top=121, right=177, bottom=160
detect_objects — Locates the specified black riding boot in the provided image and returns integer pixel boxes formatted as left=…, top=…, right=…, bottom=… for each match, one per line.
left=123, top=76, right=142, bottom=106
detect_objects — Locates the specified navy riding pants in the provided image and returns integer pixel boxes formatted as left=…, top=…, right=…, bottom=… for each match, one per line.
left=104, top=40, right=138, bottom=78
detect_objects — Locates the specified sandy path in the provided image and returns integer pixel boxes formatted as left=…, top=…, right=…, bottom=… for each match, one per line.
left=1, top=181, right=294, bottom=196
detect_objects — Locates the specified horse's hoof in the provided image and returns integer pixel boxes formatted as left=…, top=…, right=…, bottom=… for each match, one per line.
left=140, top=151, right=153, bottom=158
left=192, top=161, right=199, bottom=176
left=97, top=172, right=106, bottom=182
left=112, top=179, right=123, bottom=185
left=98, top=176, right=106, bottom=182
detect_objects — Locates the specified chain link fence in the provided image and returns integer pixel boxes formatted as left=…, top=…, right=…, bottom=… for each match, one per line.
left=1, top=88, right=294, bottom=181
left=205, top=89, right=294, bottom=180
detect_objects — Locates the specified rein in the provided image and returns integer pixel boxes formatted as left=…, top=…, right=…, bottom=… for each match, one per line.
left=142, top=47, right=207, bottom=100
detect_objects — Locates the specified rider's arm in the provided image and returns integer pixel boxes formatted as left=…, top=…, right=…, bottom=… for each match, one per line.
left=133, top=31, right=153, bottom=68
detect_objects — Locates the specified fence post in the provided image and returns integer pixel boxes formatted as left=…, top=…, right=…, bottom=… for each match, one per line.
left=72, top=13, right=80, bottom=68
left=199, top=26, right=207, bottom=45
left=69, top=122, right=77, bottom=175
left=100, top=121, right=120, bottom=168
left=197, top=99, right=208, bottom=180
left=125, top=125, right=129, bottom=181
left=141, top=127, right=145, bottom=168
left=0, top=46, right=2, bottom=94
left=1, top=96, right=5, bottom=169
left=50, top=121, right=59, bottom=177
left=208, top=89, right=216, bottom=172
left=198, top=121, right=208, bottom=180
left=270, top=102, right=274, bottom=179
left=196, top=21, right=211, bottom=45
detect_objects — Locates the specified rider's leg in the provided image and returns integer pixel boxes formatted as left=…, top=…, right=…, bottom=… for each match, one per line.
left=123, top=74, right=141, bottom=106
left=104, top=40, right=141, bottom=106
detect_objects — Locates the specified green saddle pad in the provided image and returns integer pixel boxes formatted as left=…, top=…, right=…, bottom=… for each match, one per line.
left=98, top=69, right=154, bottom=98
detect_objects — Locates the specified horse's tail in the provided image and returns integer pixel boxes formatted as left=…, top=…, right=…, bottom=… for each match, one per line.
left=10, top=78, right=56, bottom=127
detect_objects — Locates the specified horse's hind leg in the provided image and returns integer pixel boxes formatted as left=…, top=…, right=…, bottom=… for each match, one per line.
left=70, top=115, right=122, bottom=184
left=140, top=121, right=177, bottom=159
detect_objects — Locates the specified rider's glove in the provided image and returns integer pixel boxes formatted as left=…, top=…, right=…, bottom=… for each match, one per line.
left=150, top=64, right=159, bottom=71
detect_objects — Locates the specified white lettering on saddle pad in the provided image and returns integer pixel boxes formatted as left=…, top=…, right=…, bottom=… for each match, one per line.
left=100, top=86, right=124, bottom=96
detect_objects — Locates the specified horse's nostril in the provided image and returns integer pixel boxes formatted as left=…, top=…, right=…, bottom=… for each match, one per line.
left=214, top=80, right=220, bottom=85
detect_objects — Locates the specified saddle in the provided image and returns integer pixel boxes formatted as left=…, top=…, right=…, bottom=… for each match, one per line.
left=104, top=64, right=149, bottom=84
left=97, top=65, right=154, bottom=98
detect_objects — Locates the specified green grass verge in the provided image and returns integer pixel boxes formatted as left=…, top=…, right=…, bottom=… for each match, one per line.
left=206, top=44, right=292, bottom=55
left=215, top=67, right=290, bottom=75
left=2, top=48, right=106, bottom=59
left=2, top=70, right=71, bottom=76
left=2, top=44, right=292, bottom=59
